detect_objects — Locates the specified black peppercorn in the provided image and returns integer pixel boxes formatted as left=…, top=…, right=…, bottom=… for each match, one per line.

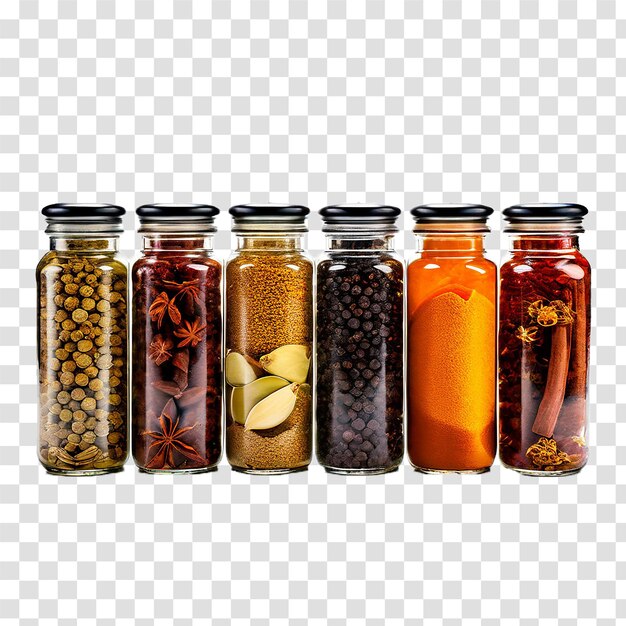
left=316, top=254, right=404, bottom=473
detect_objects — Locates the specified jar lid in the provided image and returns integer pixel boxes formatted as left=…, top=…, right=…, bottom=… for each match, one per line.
left=411, top=203, right=493, bottom=222
left=503, top=203, right=588, bottom=223
left=42, top=203, right=125, bottom=220
left=410, top=203, right=493, bottom=233
left=503, top=203, right=588, bottom=233
left=229, top=203, right=310, bottom=232
left=136, top=203, right=219, bottom=222
left=42, top=203, right=125, bottom=234
left=319, top=203, right=401, bottom=234
left=320, top=203, right=401, bottom=225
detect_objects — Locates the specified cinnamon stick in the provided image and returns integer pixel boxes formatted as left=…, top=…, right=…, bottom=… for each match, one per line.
left=532, top=324, right=571, bottom=438
left=555, top=278, right=588, bottom=434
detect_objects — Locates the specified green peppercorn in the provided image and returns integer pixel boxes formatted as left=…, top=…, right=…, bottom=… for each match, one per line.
left=38, top=245, right=128, bottom=473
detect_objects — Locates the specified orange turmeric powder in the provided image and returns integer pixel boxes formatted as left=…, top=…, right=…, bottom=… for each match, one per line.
left=407, top=237, right=496, bottom=472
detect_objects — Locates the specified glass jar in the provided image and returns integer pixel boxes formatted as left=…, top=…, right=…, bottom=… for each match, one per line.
left=499, top=203, right=590, bottom=476
left=37, top=204, right=129, bottom=475
left=225, top=204, right=313, bottom=474
left=132, top=204, right=222, bottom=473
left=407, top=204, right=497, bottom=473
left=315, top=204, right=404, bottom=474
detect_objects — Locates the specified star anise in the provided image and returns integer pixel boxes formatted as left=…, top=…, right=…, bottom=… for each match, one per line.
left=162, top=279, right=202, bottom=306
left=142, top=399, right=205, bottom=469
left=148, top=335, right=174, bottom=366
left=148, top=291, right=182, bottom=327
left=173, top=319, right=207, bottom=348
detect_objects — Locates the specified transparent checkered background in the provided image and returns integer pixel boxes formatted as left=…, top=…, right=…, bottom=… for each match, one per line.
left=0, top=0, right=624, bottom=624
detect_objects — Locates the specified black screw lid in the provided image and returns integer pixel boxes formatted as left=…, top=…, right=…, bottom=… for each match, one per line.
left=229, top=203, right=309, bottom=220
left=229, top=204, right=310, bottom=232
left=42, top=203, right=125, bottom=220
left=410, top=203, right=494, bottom=222
left=503, top=203, right=588, bottom=223
left=136, top=203, right=219, bottom=223
left=319, top=203, right=401, bottom=225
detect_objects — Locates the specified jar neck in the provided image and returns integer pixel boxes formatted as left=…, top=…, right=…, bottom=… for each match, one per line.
left=416, top=234, right=486, bottom=254
left=509, top=234, right=579, bottom=252
left=325, top=233, right=395, bottom=251
left=142, top=234, right=214, bottom=252
left=236, top=234, right=304, bottom=251
left=50, top=236, right=119, bottom=253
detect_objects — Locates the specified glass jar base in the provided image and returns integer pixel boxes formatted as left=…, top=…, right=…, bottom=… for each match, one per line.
left=44, top=465, right=124, bottom=477
left=230, top=465, right=309, bottom=476
left=324, top=465, right=400, bottom=476
left=412, top=465, right=491, bottom=475
left=138, top=466, right=218, bottom=475
left=501, top=462, right=585, bottom=477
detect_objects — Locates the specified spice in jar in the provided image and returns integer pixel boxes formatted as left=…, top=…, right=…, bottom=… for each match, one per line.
left=499, top=203, right=590, bottom=475
left=315, top=204, right=404, bottom=473
left=407, top=204, right=497, bottom=473
left=132, top=204, right=222, bottom=473
left=37, top=204, right=128, bottom=474
left=225, top=204, right=313, bottom=473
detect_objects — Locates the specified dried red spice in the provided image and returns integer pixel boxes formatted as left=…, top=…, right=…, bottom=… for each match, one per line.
left=148, top=335, right=174, bottom=366
left=499, top=250, right=590, bottom=474
left=132, top=250, right=222, bottom=472
left=142, top=398, right=206, bottom=469
left=174, top=319, right=207, bottom=348
left=163, top=279, right=202, bottom=306
left=149, top=291, right=183, bottom=327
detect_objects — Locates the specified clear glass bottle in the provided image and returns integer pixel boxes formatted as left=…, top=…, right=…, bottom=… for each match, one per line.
left=132, top=204, right=222, bottom=473
left=316, top=204, right=404, bottom=474
left=37, top=204, right=129, bottom=475
left=499, top=203, right=590, bottom=475
left=225, top=204, right=313, bottom=474
left=407, top=204, right=497, bottom=473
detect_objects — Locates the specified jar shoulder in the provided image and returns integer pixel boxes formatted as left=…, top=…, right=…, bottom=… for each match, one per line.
left=37, top=250, right=127, bottom=276
left=132, top=254, right=221, bottom=275
left=408, top=254, right=496, bottom=276
left=316, top=251, right=403, bottom=273
left=501, top=250, right=590, bottom=276
left=36, top=250, right=61, bottom=274
left=226, top=250, right=313, bottom=273
left=317, top=249, right=403, bottom=262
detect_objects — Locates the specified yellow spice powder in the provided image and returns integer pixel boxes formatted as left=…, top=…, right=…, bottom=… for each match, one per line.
left=408, top=290, right=496, bottom=470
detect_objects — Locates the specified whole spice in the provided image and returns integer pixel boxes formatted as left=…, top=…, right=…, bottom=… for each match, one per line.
left=531, top=322, right=571, bottom=438
left=142, top=397, right=206, bottom=469
left=499, top=255, right=590, bottom=473
left=226, top=384, right=312, bottom=470
left=525, top=436, right=582, bottom=470
left=38, top=249, right=128, bottom=472
left=555, top=275, right=589, bottom=436
left=259, top=344, right=310, bottom=384
left=132, top=251, right=222, bottom=472
left=244, top=383, right=300, bottom=430
left=315, top=255, right=404, bottom=472
left=225, top=248, right=313, bottom=472
left=230, top=376, right=289, bottom=425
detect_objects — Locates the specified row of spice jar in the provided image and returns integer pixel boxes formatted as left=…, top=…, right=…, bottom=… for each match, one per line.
left=37, top=202, right=590, bottom=477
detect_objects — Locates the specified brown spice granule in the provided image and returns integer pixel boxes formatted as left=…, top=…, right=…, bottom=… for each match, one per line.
left=226, top=252, right=313, bottom=358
